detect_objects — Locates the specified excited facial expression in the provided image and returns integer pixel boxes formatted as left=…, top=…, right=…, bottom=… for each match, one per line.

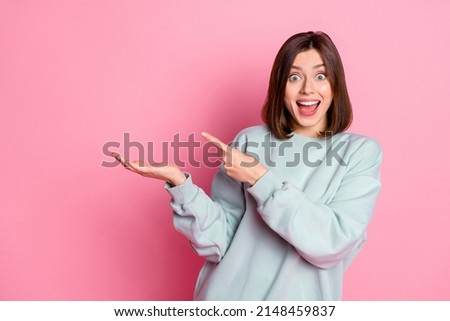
left=284, top=49, right=334, bottom=137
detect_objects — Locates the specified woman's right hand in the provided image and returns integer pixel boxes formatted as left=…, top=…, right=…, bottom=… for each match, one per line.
left=112, top=152, right=186, bottom=186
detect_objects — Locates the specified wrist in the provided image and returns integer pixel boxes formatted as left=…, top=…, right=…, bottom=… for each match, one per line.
left=167, top=172, right=187, bottom=186
left=247, top=164, right=268, bottom=186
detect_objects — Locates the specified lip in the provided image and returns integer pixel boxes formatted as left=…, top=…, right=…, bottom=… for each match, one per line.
left=296, top=100, right=320, bottom=117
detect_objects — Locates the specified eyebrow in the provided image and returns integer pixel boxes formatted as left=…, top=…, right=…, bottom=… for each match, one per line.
left=291, top=63, right=325, bottom=70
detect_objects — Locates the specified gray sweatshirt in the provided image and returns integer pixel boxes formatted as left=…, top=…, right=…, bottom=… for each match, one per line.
left=166, top=125, right=382, bottom=300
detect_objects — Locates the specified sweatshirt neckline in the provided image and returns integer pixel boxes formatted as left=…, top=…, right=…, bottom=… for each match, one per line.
left=287, top=131, right=345, bottom=146
left=290, top=131, right=329, bottom=141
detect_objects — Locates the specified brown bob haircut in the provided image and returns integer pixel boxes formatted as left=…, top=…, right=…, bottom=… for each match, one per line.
left=262, top=31, right=353, bottom=139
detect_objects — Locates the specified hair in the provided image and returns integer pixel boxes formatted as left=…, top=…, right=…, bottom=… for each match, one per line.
left=261, top=31, right=353, bottom=139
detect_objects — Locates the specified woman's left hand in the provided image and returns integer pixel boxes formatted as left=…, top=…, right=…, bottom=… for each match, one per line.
left=202, top=132, right=268, bottom=186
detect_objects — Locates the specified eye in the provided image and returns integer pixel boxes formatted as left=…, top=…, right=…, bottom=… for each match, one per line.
left=288, top=74, right=301, bottom=82
left=316, top=73, right=327, bottom=80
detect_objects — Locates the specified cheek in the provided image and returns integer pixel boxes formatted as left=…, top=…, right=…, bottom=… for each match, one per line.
left=283, top=99, right=296, bottom=117
left=284, top=84, right=298, bottom=101
left=318, top=83, right=333, bottom=101
left=283, top=87, right=293, bottom=105
left=283, top=93, right=296, bottom=116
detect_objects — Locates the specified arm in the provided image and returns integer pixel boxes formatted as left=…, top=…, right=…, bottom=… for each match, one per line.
left=112, top=135, right=249, bottom=263
left=166, top=163, right=247, bottom=264
left=247, top=139, right=383, bottom=269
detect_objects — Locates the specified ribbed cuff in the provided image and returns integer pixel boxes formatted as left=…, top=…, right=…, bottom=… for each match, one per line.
left=164, top=173, right=198, bottom=204
left=247, top=170, right=283, bottom=207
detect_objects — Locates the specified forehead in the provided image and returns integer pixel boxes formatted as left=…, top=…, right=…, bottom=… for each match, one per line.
left=291, top=49, right=324, bottom=69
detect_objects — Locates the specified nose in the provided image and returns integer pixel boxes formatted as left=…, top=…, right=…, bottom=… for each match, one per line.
left=300, top=77, right=314, bottom=95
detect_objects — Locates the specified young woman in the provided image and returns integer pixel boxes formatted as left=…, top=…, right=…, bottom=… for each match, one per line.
left=115, top=31, right=382, bottom=300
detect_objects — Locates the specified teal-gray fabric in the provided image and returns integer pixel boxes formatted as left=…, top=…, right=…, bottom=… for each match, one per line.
left=166, top=125, right=382, bottom=300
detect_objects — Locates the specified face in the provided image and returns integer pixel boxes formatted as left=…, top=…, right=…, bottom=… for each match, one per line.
left=284, top=49, right=334, bottom=137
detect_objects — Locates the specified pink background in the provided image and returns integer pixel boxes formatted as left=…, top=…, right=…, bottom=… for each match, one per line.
left=1, top=0, right=449, bottom=300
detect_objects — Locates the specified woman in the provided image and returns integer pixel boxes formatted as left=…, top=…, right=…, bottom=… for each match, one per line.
left=115, top=31, right=382, bottom=300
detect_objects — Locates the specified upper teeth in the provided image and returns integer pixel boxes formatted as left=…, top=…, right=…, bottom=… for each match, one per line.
left=298, top=101, right=319, bottom=106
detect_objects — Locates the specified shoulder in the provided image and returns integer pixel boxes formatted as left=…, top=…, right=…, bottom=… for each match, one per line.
left=337, top=132, right=382, bottom=157
left=231, top=125, right=271, bottom=145
left=337, top=132, right=383, bottom=177
left=235, top=125, right=271, bottom=138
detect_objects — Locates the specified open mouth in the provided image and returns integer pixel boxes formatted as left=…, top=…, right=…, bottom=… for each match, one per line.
left=296, top=100, right=320, bottom=116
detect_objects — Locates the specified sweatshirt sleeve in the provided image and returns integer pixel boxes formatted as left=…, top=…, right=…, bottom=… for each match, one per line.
left=165, top=168, right=245, bottom=263
left=247, top=139, right=383, bottom=269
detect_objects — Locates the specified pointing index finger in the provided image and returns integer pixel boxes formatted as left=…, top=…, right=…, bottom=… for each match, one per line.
left=201, top=132, right=230, bottom=152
